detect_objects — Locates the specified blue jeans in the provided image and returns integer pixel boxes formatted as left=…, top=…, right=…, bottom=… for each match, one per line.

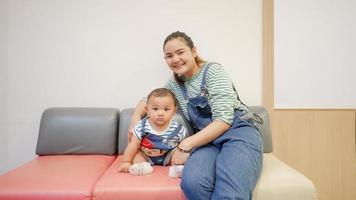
left=180, top=113, right=263, bottom=200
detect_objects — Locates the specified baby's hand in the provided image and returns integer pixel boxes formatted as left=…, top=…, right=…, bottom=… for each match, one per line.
left=118, top=162, right=131, bottom=173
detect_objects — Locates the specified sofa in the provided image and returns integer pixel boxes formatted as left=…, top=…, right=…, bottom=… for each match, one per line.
left=0, top=107, right=317, bottom=200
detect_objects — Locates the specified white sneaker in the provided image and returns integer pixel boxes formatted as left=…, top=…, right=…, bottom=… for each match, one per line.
left=168, top=165, right=184, bottom=178
left=129, top=162, right=154, bottom=176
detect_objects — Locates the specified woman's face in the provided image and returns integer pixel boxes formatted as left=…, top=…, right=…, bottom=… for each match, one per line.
left=163, top=38, right=199, bottom=78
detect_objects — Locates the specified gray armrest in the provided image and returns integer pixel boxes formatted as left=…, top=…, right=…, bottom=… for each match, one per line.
left=36, top=107, right=119, bottom=155
left=118, top=106, right=273, bottom=154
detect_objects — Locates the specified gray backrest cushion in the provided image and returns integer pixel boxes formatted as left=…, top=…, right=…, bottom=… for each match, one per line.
left=36, top=107, right=119, bottom=155
left=118, top=106, right=273, bottom=154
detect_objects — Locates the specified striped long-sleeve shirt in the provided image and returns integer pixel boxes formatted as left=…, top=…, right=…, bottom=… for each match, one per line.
left=164, top=62, right=248, bottom=125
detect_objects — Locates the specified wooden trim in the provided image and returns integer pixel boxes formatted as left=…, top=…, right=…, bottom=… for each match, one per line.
left=262, top=0, right=274, bottom=111
left=262, top=1, right=356, bottom=200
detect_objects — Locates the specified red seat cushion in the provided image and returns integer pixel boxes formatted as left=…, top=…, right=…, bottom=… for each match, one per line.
left=93, top=156, right=186, bottom=200
left=0, top=155, right=115, bottom=200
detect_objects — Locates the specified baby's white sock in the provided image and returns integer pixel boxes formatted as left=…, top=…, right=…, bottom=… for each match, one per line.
left=168, top=165, right=184, bottom=178
left=129, top=162, right=154, bottom=176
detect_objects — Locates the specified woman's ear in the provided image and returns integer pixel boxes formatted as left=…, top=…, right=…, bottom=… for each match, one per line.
left=192, top=47, right=198, bottom=58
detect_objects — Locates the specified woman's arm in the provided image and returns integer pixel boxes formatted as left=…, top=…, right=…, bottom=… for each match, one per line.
left=180, top=120, right=230, bottom=150
left=171, top=120, right=230, bottom=165
left=132, top=99, right=147, bottom=119
left=128, top=100, right=147, bottom=141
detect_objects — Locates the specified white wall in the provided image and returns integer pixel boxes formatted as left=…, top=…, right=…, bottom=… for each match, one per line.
left=274, top=0, right=356, bottom=109
left=0, top=0, right=262, bottom=174
left=0, top=0, right=9, bottom=175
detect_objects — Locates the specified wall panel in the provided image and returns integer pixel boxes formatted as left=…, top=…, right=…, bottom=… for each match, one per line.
left=263, top=1, right=356, bottom=200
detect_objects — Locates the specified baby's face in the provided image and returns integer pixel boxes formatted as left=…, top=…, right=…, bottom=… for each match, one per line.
left=146, top=96, right=176, bottom=129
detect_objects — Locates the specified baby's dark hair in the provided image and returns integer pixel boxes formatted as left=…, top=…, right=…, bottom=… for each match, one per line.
left=163, top=31, right=205, bottom=85
left=147, top=88, right=177, bottom=106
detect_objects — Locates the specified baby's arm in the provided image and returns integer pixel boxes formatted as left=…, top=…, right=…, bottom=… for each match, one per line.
left=118, top=135, right=141, bottom=172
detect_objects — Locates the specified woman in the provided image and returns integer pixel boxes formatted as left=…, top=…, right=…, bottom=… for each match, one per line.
left=128, top=31, right=263, bottom=200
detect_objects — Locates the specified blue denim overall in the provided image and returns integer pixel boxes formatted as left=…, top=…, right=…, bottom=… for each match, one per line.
left=179, top=64, right=263, bottom=200
left=140, top=117, right=183, bottom=166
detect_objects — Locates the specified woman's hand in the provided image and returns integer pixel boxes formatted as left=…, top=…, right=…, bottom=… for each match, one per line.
left=171, top=148, right=190, bottom=165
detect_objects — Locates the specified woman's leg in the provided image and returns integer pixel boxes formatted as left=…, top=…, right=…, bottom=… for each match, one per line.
left=212, top=121, right=263, bottom=200
left=180, top=145, right=220, bottom=200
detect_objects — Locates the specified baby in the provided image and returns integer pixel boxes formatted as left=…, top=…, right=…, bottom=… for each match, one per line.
left=118, top=88, right=187, bottom=177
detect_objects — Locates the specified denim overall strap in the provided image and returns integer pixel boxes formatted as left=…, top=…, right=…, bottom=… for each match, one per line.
left=165, top=123, right=183, bottom=140
left=140, top=119, right=183, bottom=166
left=140, top=117, right=148, bottom=137
left=179, top=84, right=189, bottom=101
left=179, top=62, right=215, bottom=100
left=199, top=63, right=214, bottom=96
left=231, top=81, right=264, bottom=125
left=178, top=63, right=215, bottom=131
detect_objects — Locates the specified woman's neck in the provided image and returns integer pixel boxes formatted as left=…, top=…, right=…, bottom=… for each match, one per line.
left=184, top=62, right=205, bottom=78
left=184, top=62, right=206, bottom=80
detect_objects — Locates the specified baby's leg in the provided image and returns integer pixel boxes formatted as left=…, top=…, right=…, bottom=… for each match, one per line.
left=132, top=151, right=148, bottom=164
left=129, top=151, right=153, bottom=176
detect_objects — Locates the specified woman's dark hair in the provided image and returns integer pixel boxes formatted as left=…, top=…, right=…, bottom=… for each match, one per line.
left=163, top=31, right=205, bottom=85
left=164, top=31, right=195, bottom=49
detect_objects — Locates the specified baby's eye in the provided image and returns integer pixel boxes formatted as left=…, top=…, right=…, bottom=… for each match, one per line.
left=153, top=108, right=158, bottom=111
left=165, top=108, right=170, bottom=111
